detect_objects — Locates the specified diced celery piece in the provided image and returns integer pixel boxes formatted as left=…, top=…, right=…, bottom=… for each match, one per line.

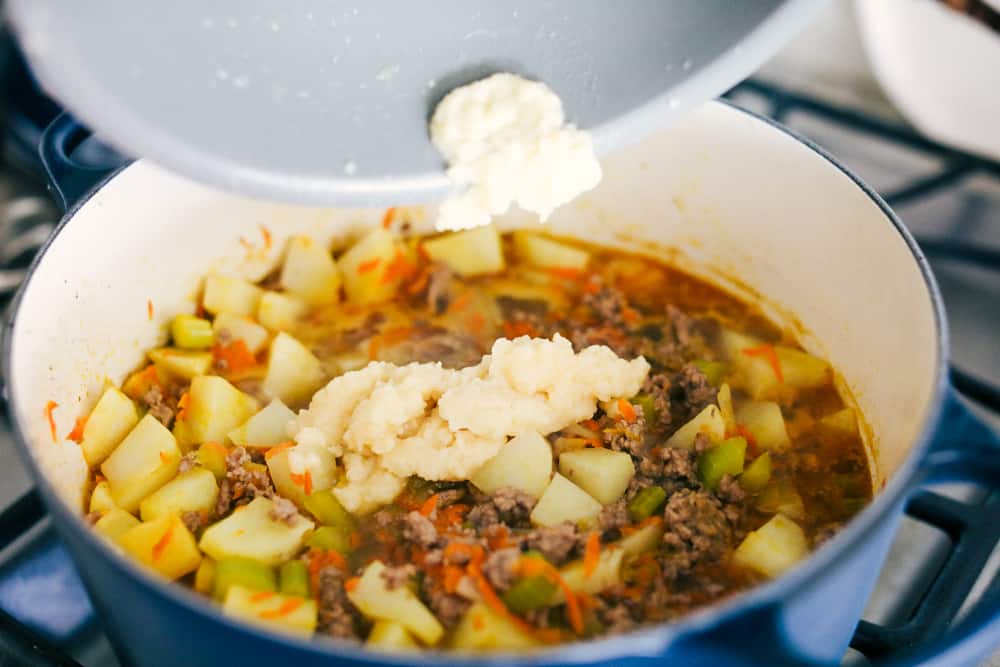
left=347, top=560, right=444, bottom=645
left=263, top=332, right=325, bottom=407
left=257, top=291, right=308, bottom=332
left=633, top=394, right=657, bottom=423
left=227, top=399, right=296, bottom=448
left=305, top=525, right=351, bottom=553
left=196, top=442, right=229, bottom=480
left=212, top=557, right=277, bottom=601
left=200, top=497, right=314, bottom=566
left=212, top=313, right=270, bottom=355
left=280, top=236, right=342, bottom=306
left=732, top=514, right=808, bottom=578
left=202, top=274, right=262, bottom=317
left=627, top=486, right=667, bottom=521
left=502, top=575, right=557, bottom=614
left=739, top=453, right=772, bottom=493
left=279, top=560, right=310, bottom=598
left=139, top=468, right=219, bottom=522
left=171, top=314, right=214, bottom=350
left=529, top=473, right=602, bottom=528
left=118, top=514, right=202, bottom=580
left=471, top=431, right=552, bottom=499
left=422, top=225, right=504, bottom=277
left=735, top=401, right=790, bottom=450
left=692, top=360, right=728, bottom=386
left=558, top=448, right=634, bottom=505
left=698, top=436, right=747, bottom=491
left=757, top=480, right=806, bottom=520
left=367, top=620, right=419, bottom=651
left=223, top=586, right=317, bottom=637
left=194, top=557, right=216, bottom=595
left=79, top=387, right=140, bottom=467
left=513, top=232, right=590, bottom=270
left=303, top=489, right=355, bottom=529
left=665, top=404, right=725, bottom=450
left=93, top=508, right=140, bottom=541
left=101, top=415, right=181, bottom=513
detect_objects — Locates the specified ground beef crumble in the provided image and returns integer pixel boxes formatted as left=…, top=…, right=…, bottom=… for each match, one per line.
left=668, top=364, right=717, bottom=425
left=467, top=487, right=535, bottom=530
left=603, top=410, right=648, bottom=457
left=268, top=496, right=299, bottom=525
left=215, top=446, right=274, bottom=517
left=660, top=489, right=732, bottom=582
left=181, top=510, right=207, bottom=534
left=481, top=547, right=521, bottom=592
left=141, top=385, right=177, bottom=428
left=517, top=522, right=581, bottom=565
left=380, top=564, right=416, bottom=590
left=316, top=566, right=362, bottom=639
left=401, top=511, right=439, bottom=549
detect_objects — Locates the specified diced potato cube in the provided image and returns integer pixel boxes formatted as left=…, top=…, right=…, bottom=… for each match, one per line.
left=554, top=548, right=625, bottom=601
left=266, top=444, right=338, bottom=508
left=347, top=560, right=444, bottom=645
left=513, top=232, right=589, bottom=270
left=101, top=415, right=181, bottom=513
left=337, top=228, right=402, bottom=306
left=776, top=347, right=830, bottom=390
left=79, top=387, right=139, bottom=467
left=618, top=519, right=666, bottom=557
left=367, top=620, right=419, bottom=651
left=93, top=508, right=140, bottom=541
left=717, top=383, right=737, bottom=434
left=736, top=401, right=790, bottom=450
left=257, top=291, right=309, bottom=332
left=122, top=364, right=169, bottom=402
left=171, top=314, right=214, bottom=350
left=90, top=480, right=117, bottom=513
left=757, top=481, right=806, bottom=520
left=303, top=490, right=356, bottom=529
left=196, top=441, right=229, bottom=480
left=183, top=375, right=258, bottom=445
left=199, top=497, right=313, bottom=566
left=148, top=348, right=213, bottom=380
left=720, top=330, right=830, bottom=399
left=280, top=236, right=342, bottom=306
left=212, top=313, right=270, bottom=355
left=665, top=404, right=725, bottom=450
left=118, top=514, right=202, bottom=580
left=139, top=468, right=219, bottom=522
left=203, top=274, right=262, bottom=317
left=470, top=432, right=552, bottom=499
left=223, top=585, right=317, bottom=637
left=529, top=473, right=602, bottom=528
left=819, top=407, right=859, bottom=437
left=558, top=448, right=634, bottom=505
left=740, top=453, right=772, bottom=493
left=263, top=332, right=325, bottom=407
left=194, top=557, right=216, bottom=595
left=422, top=225, right=504, bottom=277
left=732, top=514, right=808, bottom=578
left=449, top=602, right=539, bottom=651
left=228, top=399, right=295, bottom=448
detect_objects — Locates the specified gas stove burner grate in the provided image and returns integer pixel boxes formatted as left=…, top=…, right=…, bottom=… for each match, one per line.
left=0, top=79, right=998, bottom=665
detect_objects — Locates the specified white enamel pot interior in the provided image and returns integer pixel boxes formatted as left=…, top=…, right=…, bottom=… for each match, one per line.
left=5, top=100, right=945, bottom=665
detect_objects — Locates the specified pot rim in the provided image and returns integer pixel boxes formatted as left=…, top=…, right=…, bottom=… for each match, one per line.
left=3, top=99, right=949, bottom=664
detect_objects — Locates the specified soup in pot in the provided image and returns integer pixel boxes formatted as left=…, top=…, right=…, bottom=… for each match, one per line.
left=71, top=221, right=871, bottom=650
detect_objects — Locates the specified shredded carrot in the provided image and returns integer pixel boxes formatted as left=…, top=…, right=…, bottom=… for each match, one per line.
left=515, top=559, right=584, bottom=635
left=357, top=258, right=382, bottom=275
left=44, top=401, right=58, bottom=442
left=448, top=291, right=472, bottom=313
left=620, top=516, right=663, bottom=536
left=367, top=326, right=415, bottom=361
left=147, top=299, right=154, bottom=321
left=289, top=470, right=313, bottom=496
left=548, top=267, right=582, bottom=281
left=485, top=524, right=510, bottom=550
left=264, top=441, right=295, bottom=460
left=176, top=392, right=190, bottom=422
left=735, top=424, right=759, bottom=456
left=444, top=542, right=484, bottom=564
left=472, top=614, right=486, bottom=630
left=381, top=207, right=397, bottom=229
left=344, top=577, right=361, bottom=592
left=583, top=532, right=601, bottom=578
left=159, top=451, right=171, bottom=464
left=435, top=504, right=469, bottom=531
left=417, top=243, right=431, bottom=262
left=349, top=531, right=363, bottom=549
left=67, top=416, right=88, bottom=443
left=581, top=419, right=600, bottom=432
left=419, top=493, right=440, bottom=517
left=502, top=320, right=536, bottom=339
left=204, top=441, right=228, bottom=458
left=582, top=438, right=604, bottom=449
left=622, top=307, right=641, bottom=325
left=406, top=267, right=431, bottom=295
left=259, top=598, right=303, bottom=619
left=151, top=525, right=174, bottom=561
left=259, top=224, right=272, bottom=249
left=617, top=398, right=637, bottom=423
left=213, top=340, right=256, bottom=375
left=380, top=248, right=417, bottom=285
left=742, top=344, right=784, bottom=383
left=250, top=591, right=275, bottom=603
left=238, top=236, right=254, bottom=250
left=582, top=279, right=601, bottom=295
left=466, top=312, right=486, bottom=335
left=442, top=565, right=465, bottom=594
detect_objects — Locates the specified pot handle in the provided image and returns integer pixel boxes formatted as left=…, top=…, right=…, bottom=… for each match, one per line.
left=38, top=113, right=127, bottom=212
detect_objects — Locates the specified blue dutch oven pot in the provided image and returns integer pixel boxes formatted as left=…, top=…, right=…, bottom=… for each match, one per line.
left=3, top=108, right=1000, bottom=667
